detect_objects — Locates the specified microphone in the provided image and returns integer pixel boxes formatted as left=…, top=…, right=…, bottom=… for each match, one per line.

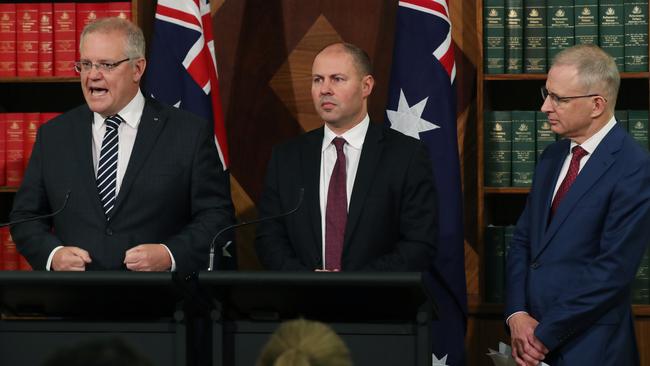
left=208, top=188, right=304, bottom=271
left=0, top=190, right=71, bottom=228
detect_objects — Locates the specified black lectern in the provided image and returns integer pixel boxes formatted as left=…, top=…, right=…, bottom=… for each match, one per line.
left=198, top=271, right=436, bottom=366
left=0, top=271, right=186, bottom=366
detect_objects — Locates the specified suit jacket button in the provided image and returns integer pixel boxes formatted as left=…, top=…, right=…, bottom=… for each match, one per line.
left=530, top=262, right=540, bottom=269
left=106, top=228, right=113, bottom=236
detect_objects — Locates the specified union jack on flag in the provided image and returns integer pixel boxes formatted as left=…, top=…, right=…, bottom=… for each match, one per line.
left=145, top=0, right=229, bottom=169
left=385, top=1, right=466, bottom=364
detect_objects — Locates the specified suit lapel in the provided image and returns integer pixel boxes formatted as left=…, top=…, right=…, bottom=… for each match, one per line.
left=301, top=128, right=325, bottom=261
left=536, top=128, right=623, bottom=258
left=72, top=107, right=105, bottom=218
left=112, top=99, right=165, bottom=216
left=344, top=122, right=383, bottom=247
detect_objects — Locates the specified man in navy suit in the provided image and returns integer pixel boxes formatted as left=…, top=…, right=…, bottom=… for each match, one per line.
left=506, top=45, right=650, bottom=365
left=10, top=18, right=234, bottom=272
left=255, top=43, right=437, bottom=271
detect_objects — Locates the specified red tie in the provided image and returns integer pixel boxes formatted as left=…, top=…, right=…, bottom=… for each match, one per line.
left=325, top=137, right=347, bottom=270
left=551, top=145, right=588, bottom=216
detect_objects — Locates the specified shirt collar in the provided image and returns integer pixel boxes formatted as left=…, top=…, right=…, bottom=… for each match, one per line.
left=92, top=89, right=145, bottom=130
left=321, top=115, right=370, bottom=152
left=570, top=115, right=617, bottom=155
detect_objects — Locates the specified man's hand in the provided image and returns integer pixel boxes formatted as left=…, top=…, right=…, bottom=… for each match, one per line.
left=508, top=312, right=549, bottom=366
left=124, top=244, right=172, bottom=271
left=52, top=246, right=92, bottom=271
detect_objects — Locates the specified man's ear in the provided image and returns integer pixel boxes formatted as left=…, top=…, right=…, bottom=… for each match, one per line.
left=361, top=74, right=374, bottom=98
left=133, top=58, right=147, bottom=83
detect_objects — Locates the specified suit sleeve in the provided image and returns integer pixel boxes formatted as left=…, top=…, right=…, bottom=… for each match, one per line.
left=255, top=147, right=310, bottom=270
left=162, top=118, right=235, bottom=273
left=505, top=194, right=533, bottom=318
left=10, top=128, right=64, bottom=269
left=534, top=159, right=650, bottom=351
left=360, top=143, right=438, bottom=271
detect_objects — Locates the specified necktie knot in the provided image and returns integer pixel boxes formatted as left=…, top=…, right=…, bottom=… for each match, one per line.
left=571, top=145, right=588, bottom=160
left=332, top=137, right=346, bottom=152
left=105, top=114, right=123, bottom=131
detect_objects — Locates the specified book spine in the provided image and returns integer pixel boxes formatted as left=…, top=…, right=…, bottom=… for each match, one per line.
left=505, top=0, right=524, bottom=73
left=624, top=0, right=649, bottom=71
left=484, top=0, right=506, bottom=74
left=108, top=2, right=132, bottom=21
left=535, top=111, right=556, bottom=160
left=485, top=225, right=506, bottom=303
left=485, top=111, right=512, bottom=187
left=600, top=0, right=626, bottom=70
left=0, top=113, right=5, bottom=186
left=38, top=3, right=54, bottom=77
left=0, top=4, right=16, bottom=77
left=511, top=110, right=535, bottom=187
left=54, top=3, right=76, bottom=77
left=16, top=4, right=38, bottom=77
left=628, top=110, right=649, bottom=149
left=547, top=1, right=575, bottom=63
left=615, top=109, right=629, bottom=131
left=524, top=0, right=547, bottom=73
left=23, top=112, right=39, bottom=170
left=5, top=112, right=24, bottom=187
left=1, top=227, right=17, bottom=270
left=75, top=3, right=103, bottom=61
left=575, top=0, right=599, bottom=45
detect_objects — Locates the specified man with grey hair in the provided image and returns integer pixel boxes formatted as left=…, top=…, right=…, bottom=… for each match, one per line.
left=505, top=44, right=650, bottom=365
left=10, top=17, right=234, bottom=272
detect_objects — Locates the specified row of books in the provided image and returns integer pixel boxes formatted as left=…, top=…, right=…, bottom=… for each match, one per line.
left=0, top=112, right=62, bottom=187
left=0, top=2, right=132, bottom=77
left=484, top=0, right=649, bottom=73
left=484, top=110, right=649, bottom=187
left=0, top=227, right=31, bottom=271
left=484, top=225, right=650, bottom=304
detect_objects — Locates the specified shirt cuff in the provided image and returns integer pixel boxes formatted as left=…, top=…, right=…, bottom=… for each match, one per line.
left=46, top=246, right=64, bottom=271
left=160, top=244, right=176, bottom=272
left=506, top=311, right=529, bottom=326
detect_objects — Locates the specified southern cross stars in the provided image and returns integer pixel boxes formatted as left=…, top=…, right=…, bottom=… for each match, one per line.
left=387, top=89, right=439, bottom=140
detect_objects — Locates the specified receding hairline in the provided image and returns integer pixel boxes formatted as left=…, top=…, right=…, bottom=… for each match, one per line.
left=79, top=17, right=145, bottom=59
left=315, top=42, right=373, bottom=77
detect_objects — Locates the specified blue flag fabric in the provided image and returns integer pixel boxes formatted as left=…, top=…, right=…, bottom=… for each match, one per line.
left=144, top=0, right=229, bottom=168
left=385, top=1, right=467, bottom=364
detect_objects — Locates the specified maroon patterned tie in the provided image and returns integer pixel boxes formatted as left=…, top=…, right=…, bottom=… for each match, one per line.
left=551, top=145, right=588, bottom=216
left=325, top=137, right=347, bottom=270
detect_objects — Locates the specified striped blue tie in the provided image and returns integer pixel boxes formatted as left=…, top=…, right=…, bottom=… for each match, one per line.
left=97, top=114, right=123, bottom=219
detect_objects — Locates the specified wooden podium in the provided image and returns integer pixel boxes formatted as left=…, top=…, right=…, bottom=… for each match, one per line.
left=198, top=271, right=436, bottom=366
left=0, top=271, right=187, bottom=366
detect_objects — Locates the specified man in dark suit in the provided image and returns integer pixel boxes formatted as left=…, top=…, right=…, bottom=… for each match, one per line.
left=10, top=17, right=234, bottom=272
left=255, top=42, right=437, bottom=271
left=506, top=45, right=650, bottom=365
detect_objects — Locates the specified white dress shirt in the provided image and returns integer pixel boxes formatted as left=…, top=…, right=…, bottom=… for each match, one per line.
left=47, top=90, right=176, bottom=270
left=551, top=116, right=617, bottom=200
left=318, top=115, right=370, bottom=269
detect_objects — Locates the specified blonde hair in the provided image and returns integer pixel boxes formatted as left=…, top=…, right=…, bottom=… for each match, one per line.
left=256, top=319, right=353, bottom=366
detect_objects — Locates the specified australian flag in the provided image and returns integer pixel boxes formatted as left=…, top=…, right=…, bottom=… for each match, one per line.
left=385, top=1, right=467, bottom=364
left=144, top=0, right=229, bottom=169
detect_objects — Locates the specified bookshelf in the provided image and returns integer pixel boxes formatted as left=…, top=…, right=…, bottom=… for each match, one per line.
left=0, top=0, right=155, bottom=264
left=472, top=0, right=650, bottom=365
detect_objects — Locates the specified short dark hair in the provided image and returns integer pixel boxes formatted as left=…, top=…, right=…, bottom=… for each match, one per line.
left=319, top=42, right=373, bottom=76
